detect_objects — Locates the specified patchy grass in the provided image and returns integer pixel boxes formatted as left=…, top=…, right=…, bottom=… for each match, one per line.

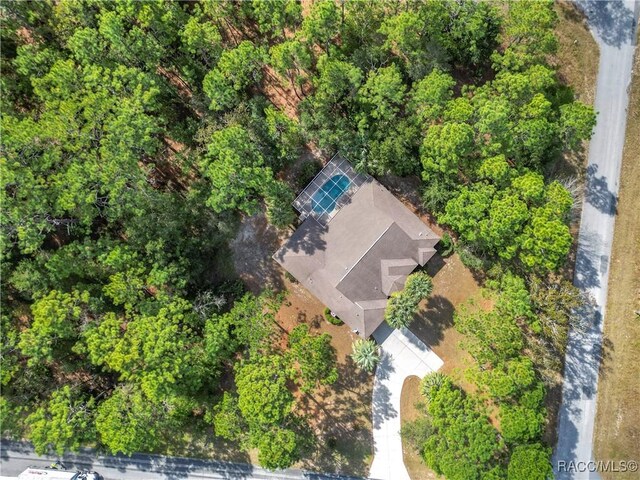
left=401, top=376, right=440, bottom=480
left=593, top=35, right=640, bottom=478
left=552, top=1, right=599, bottom=105
left=548, top=1, right=600, bottom=183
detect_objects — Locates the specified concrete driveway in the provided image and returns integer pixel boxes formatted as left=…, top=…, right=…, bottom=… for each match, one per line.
left=369, top=323, right=444, bottom=480
left=554, top=1, right=639, bottom=479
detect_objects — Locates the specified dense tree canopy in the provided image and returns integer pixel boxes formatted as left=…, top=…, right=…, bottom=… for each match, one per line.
left=2, top=0, right=590, bottom=473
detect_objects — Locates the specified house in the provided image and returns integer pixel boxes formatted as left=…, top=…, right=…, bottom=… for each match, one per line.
left=274, top=155, right=440, bottom=338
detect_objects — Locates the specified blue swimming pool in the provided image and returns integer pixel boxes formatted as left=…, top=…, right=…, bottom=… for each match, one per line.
left=312, top=174, right=351, bottom=213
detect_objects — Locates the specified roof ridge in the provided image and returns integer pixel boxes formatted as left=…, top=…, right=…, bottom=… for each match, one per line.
left=336, top=222, right=393, bottom=285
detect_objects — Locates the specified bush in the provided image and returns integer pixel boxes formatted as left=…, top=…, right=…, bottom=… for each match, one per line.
left=437, top=232, right=454, bottom=257
left=323, top=307, right=343, bottom=325
left=456, top=245, right=487, bottom=271
left=284, top=271, right=298, bottom=283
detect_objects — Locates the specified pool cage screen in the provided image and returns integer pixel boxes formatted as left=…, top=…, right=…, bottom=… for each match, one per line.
left=293, top=155, right=368, bottom=225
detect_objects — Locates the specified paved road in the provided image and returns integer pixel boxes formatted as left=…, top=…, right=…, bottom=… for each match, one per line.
left=0, top=440, right=367, bottom=480
left=553, top=1, right=639, bottom=479
left=369, top=323, right=443, bottom=480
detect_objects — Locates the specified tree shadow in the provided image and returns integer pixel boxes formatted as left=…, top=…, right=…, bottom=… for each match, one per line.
left=294, top=358, right=374, bottom=476
left=584, top=164, right=618, bottom=216
left=410, top=295, right=455, bottom=349
left=553, top=301, right=604, bottom=473
left=231, top=212, right=287, bottom=293
left=273, top=217, right=327, bottom=263
left=576, top=0, right=638, bottom=47
left=574, top=229, right=605, bottom=290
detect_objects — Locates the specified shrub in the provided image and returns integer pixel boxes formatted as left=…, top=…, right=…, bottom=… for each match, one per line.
left=437, top=232, right=454, bottom=257
left=456, top=245, right=487, bottom=271
left=323, top=307, right=343, bottom=325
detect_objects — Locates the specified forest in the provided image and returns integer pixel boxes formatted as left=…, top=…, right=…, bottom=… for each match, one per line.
left=1, top=0, right=594, bottom=478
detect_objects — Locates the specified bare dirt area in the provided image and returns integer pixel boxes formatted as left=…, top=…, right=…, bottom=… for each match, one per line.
left=230, top=209, right=374, bottom=476
left=593, top=39, right=640, bottom=478
left=277, top=277, right=374, bottom=476
left=230, top=212, right=288, bottom=293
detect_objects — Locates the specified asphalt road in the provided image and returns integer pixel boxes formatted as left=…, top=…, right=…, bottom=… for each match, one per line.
left=0, top=440, right=368, bottom=480
left=553, top=1, right=639, bottom=479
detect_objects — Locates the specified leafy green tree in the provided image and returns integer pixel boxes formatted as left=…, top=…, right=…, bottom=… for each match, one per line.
left=351, top=339, right=380, bottom=372
left=507, top=443, right=553, bottom=480
left=264, top=105, right=304, bottom=168
left=252, top=0, right=301, bottom=37
left=365, top=119, right=420, bottom=176
left=379, top=9, right=448, bottom=80
left=441, top=0, right=501, bottom=69
left=208, top=292, right=278, bottom=356
left=235, top=354, right=294, bottom=427
left=200, top=125, right=273, bottom=215
left=408, top=69, right=455, bottom=126
left=455, top=308, right=524, bottom=365
left=82, top=299, right=204, bottom=401
left=288, top=324, right=338, bottom=393
left=559, top=101, right=596, bottom=150
left=421, top=123, right=476, bottom=184
left=180, top=8, right=223, bottom=69
left=26, top=386, right=96, bottom=455
left=357, top=64, right=406, bottom=124
left=422, top=376, right=505, bottom=480
left=255, top=427, right=299, bottom=470
left=299, top=55, right=362, bottom=152
left=1, top=314, right=20, bottom=386
left=301, top=0, right=341, bottom=53
left=210, top=392, right=246, bottom=442
left=496, top=0, right=558, bottom=71
left=440, top=183, right=496, bottom=245
left=203, top=41, right=264, bottom=111
left=95, top=385, right=183, bottom=455
left=19, top=289, right=89, bottom=366
left=499, top=404, right=545, bottom=444
left=265, top=180, right=296, bottom=229
left=518, top=206, right=572, bottom=272
left=269, top=39, right=312, bottom=96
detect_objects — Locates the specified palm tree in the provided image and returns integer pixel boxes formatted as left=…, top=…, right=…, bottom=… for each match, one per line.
left=420, top=372, right=447, bottom=400
left=351, top=339, right=380, bottom=372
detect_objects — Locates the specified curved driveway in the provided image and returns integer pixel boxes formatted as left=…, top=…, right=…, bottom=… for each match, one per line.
left=554, top=1, right=639, bottom=479
left=369, top=323, right=443, bottom=480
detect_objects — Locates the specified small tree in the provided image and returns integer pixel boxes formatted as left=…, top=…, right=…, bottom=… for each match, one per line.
left=507, top=444, right=553, bottom=480
left=351, top=339, right=380, bottom=372
left=288, top=324, right=338, bottom=393
left=385, top=272, right=433, bottom=329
